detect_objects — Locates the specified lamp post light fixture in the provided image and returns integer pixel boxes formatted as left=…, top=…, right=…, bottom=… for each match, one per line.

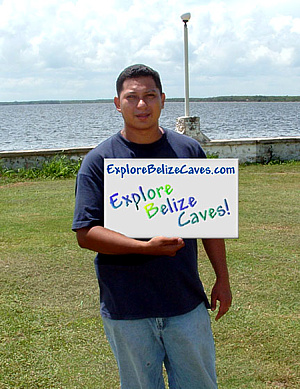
left=181, top=12, right=191, bottom=117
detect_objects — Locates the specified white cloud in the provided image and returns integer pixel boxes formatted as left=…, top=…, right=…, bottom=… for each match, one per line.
left=0, top=0, right=299, bottom=100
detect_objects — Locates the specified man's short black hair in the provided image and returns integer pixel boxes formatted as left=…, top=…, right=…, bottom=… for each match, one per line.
left=116, top=64, right=163, bottom=96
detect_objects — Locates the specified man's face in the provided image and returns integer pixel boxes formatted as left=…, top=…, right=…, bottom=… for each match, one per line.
left=114, top=76, right=165, bottom=134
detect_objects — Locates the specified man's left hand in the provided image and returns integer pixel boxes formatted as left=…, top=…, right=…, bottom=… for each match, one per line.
left=210, top=279, right=232, bottom=321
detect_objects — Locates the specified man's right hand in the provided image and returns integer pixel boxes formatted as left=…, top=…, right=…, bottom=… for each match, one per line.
left=146, top=236, right=185, bottom=256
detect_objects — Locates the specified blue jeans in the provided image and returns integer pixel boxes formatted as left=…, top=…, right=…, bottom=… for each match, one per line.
left=102, top=303, right=218, bottom=389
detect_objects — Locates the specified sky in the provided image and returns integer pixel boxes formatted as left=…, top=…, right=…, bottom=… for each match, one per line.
left=0, top=0, right=299, bottom=101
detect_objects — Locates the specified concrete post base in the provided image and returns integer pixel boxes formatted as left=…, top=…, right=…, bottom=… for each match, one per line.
left=175, top=116, right=210, bottom=143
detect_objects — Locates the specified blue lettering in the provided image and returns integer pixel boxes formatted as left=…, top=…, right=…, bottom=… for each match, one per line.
left=178, top=211, right=190, bottom=227
left=110, top=193, right=122, bottom=209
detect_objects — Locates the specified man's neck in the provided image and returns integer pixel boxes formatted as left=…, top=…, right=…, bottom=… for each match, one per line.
left=120, top=126, right=164, bottom=144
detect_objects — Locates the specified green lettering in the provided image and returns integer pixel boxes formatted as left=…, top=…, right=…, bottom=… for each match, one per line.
left=144, top=203, right=159, bottom=219
left=209, top=208, right=217, bottom=219
left=165, top=184, right=173, bottom=195
left=191, top=212, right=199, bottom=224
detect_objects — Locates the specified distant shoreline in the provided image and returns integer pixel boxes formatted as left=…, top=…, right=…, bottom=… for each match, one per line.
left=0, top=96, right=300, bottom=105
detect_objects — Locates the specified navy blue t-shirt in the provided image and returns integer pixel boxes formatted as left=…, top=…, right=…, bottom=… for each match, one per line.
left=72, top=129, right=209, bottom=319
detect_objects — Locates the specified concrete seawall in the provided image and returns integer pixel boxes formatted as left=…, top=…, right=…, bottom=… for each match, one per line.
left=203, top=137, right=300, bottom=163
left=0, top=137, right=299, bottom=170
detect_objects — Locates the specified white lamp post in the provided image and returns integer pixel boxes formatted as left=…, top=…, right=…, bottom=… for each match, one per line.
left=176, top=13, right=210, bottom=142
left=181, top=12, right=191, bottom=117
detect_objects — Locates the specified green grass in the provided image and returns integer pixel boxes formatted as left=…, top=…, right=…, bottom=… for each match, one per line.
left=0, top=162, right=299, bottom=388
left=200, top=162, right=299, bottom=388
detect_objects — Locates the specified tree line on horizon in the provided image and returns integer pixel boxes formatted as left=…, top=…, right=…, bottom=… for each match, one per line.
left=0, top=95, right=299, bottom=105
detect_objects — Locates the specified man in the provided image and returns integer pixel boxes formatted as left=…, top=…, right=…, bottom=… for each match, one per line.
left=72, top=64, right=232, bottom=389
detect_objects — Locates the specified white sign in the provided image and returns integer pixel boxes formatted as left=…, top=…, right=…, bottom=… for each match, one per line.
left=104, top=159, right=238, bottom=238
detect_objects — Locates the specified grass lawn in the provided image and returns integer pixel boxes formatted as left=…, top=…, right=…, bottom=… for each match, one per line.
left=0, top=162, right=299, bottom=388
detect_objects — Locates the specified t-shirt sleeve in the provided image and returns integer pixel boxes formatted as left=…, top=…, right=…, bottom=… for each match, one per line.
left=166, top=129, right=207, bottom=159
left=72, top=171, right=104, bottom=231
left=197, top=144, right=206, bottom=158
left=190, top=135, right=207, bottom=158
left=71, top=142, right=106, bottom=232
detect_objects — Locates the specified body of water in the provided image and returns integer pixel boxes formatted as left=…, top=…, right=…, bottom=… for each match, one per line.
left=0, top=101, right=299, bottom=151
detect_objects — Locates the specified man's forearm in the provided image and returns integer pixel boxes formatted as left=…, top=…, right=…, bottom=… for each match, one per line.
left=76, top=226, right=185, bottom=257
left=201, top=238, right=230, bottom=281
left=202, top=238, right=232, bottom=320
left=77, top=226, right=146, bottom=254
